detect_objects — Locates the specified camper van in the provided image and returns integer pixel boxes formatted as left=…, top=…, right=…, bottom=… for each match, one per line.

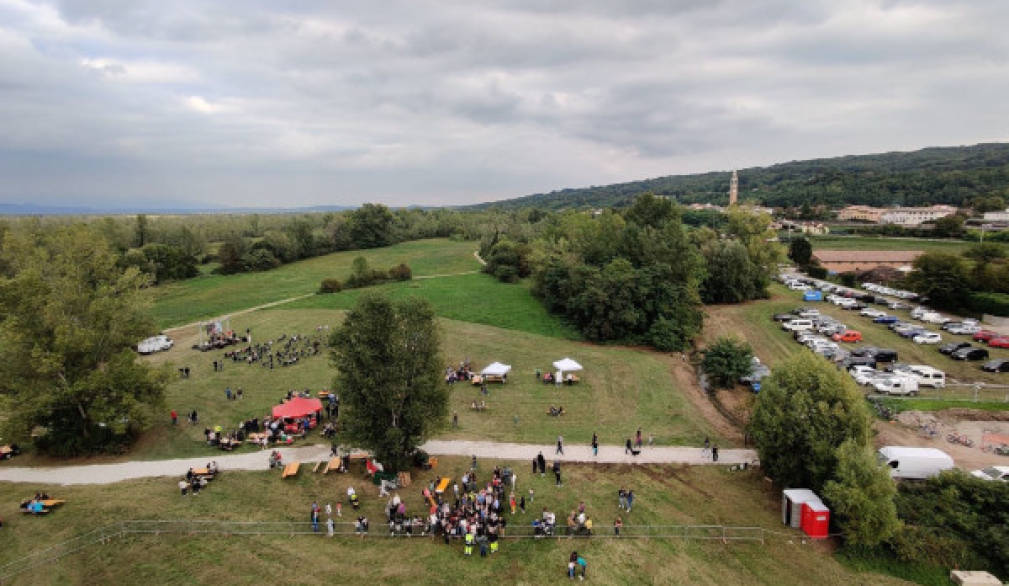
left=872, top=375, right=919, bottom=396
left=878, top=446, right=954, bottom=480
left=137, top=335, right=174, bottom=355
left=908, top=365, right=946, bottom=389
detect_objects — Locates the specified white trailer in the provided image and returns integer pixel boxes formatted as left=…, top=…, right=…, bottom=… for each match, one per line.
left=877, top=446, right=954, bottom=480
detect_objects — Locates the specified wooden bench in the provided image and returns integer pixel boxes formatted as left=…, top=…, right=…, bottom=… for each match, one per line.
left=282, top=462, right=301, bottom=479
left=434, top=476, right=451, bottom=495
left=322, top=457, right=341, bottom=474
left=312, top=461, right=322, bottom=473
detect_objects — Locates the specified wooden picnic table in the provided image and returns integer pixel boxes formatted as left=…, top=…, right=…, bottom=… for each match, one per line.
left=435, top=476, right=451, bottom=494
left=282, top=461, right=300, bottom=479
left=41, top=499, right=65, bottom=508
left=192, top=468, right=212, bottom=476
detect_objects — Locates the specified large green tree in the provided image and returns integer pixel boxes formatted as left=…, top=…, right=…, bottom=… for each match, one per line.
left=0, top=225, right=168, bottom=455
left=788, top=237, right=813, bottom=266
left=822, top=439, right=900, bottom=546
left=701, top=240, right=758, bottom=303
left=905, top=252, right=971, bottom=311
left=329, top=293, right=447, bottom=471
left=748, top=353, right=873, bottom=492
left=348, top=203, right=395, bottom=249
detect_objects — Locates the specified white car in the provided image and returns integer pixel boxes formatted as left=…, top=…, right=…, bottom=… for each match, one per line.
left=849, top=365, right=879, bottom=386
left=913, top=332, right=942, bottom=345
left=947, top=324, right=980, bottom=335
left=137, top=334, right=174, bottom=354
left=861, top=308, right=886, bottom=318
left=970, top=466, right=1009, bottom=482
left=797, top=309, right=820, bottom=318
left=789, top=282, right=811, bottom=291
left=873, top=376, right=919, bottom=396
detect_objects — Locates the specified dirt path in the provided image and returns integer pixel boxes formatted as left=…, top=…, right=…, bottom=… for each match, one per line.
left=666, top=354, right=745, bottom=442
left=0, top=441, right=756, bottom=486
left=162, top=293, right=316, bottom=333
left=473, top=250, right=486, bottom=266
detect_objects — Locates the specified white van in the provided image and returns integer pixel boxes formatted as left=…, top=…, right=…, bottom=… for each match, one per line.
left=878, top=446, right=954, bottom=480
left=872, top=375, right=919, bottom=396
left=783, top=319, right=814, bottom=332
left=909, top=365, right=946, bottom=388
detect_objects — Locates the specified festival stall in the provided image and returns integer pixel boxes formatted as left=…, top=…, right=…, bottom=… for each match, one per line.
left=272, top=397, right=323, bottom=433
left=552, top=357, right=583, bottom=384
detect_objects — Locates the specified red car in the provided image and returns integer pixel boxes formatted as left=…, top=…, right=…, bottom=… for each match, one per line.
left=989, top=337, right=1009, bottom=349
left=974, top=330, right=998, bottom=342
left=832, top=330, right=862, bottom=343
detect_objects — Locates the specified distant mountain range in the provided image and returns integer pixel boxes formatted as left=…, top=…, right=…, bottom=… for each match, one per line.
left=465, top=143, right=1009, bottom=211
left=0, top=203, right=359, bottom=216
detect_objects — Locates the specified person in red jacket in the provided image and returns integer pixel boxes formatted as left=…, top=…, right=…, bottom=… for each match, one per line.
left=170, top=409, right=178, bottom=425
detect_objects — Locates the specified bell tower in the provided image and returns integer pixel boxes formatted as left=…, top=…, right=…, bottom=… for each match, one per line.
left=729, top=170, right=738, bottom=206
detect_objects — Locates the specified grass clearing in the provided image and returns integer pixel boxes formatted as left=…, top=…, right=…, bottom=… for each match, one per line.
left=808, top=235, right=989, bottom=255
left=0, top=457, right=908, bottom=585
left=100, top=307, right=721, bottom=462
left=149, top=239, right=480, bottom=328
left=280, top=273, right=580, bottom=339
left=876, top=397, right=1009, bottom=413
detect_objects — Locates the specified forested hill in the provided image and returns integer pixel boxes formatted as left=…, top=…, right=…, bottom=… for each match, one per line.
left=468, top=143, right=1009, bottom=211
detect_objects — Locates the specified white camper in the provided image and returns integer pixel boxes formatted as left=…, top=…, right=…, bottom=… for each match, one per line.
left=877, top=446, right=954, bottom=480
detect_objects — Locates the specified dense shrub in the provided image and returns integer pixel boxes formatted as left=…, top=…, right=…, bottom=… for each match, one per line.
left=700, top=336, right=753, bottom=388
left=389, top=263, right=412, bottom=281
left=319, top=278, right=343, bottom=293
left=969, top=291, right=1009, bottom=316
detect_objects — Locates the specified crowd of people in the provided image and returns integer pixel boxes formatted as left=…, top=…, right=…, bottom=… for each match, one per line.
left=220, top=331, right=326, bottom=369
left=445, top=360, right=474, bottom=384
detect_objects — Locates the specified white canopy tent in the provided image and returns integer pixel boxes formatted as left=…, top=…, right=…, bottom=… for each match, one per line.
left=480, top=362, right=512, bottom=376
left=552, top=358, right=583, bottom=373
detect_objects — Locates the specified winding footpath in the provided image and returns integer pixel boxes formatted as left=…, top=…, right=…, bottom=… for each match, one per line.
left=0, top=440, right=757, bottom=486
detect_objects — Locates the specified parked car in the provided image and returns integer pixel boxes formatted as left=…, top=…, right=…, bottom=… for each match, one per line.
left=913, top=332, right=942, bottom=345
left=939, top=341, right=972, bottom=355
left=946, top=323, right=981, bottom=335
left=971, top=466, right=1009, bottom=482
left=861, top=308, right=886, bottom=318
left=137, top=334, right=174, bottom=355
left=988, top=337, right=1009, bottom=349
left=873, top=376, right=919, bottom=396
left=974, top=330, right=999, bottom=342
left=873, top=315, right=899, bottom=324
left=739, top=357, right=771, bottom=385
left=982, top=359, right=1009, bottom=373
left=842, top=355, right=877, bottom=369
left=783, top=319, right=814, bottom=332
left=873, top=349, right=898, bottom=363
left=797, top=309, right=820, bottom=319
left=848, top=365, right=880, bottom=385
left=788, top=282, right=811, bottom=291
left=833, top=330, right=863, bottom=343
left=895, top=325, right=926, bottom=338
left=773, top=313, right=796, bottom=322
left=952, top=347, right=989, bottom=361
left=888, top=301, right=911, bottom=310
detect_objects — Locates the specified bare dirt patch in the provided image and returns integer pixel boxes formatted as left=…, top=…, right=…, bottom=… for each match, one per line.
left=875, top=410, right=1009, bottom=470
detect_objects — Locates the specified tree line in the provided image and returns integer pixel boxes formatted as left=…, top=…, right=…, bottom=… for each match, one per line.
left=466, top=143, right=1009, bottom=212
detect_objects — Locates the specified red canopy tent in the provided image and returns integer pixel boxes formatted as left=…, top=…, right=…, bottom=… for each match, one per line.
left=272, top=397, right=323, bottom=419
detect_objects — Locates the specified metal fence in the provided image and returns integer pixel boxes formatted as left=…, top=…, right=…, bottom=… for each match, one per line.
left=0, top=520, right=768, bottom=583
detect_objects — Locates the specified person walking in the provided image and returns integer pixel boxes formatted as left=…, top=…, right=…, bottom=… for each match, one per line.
left=452, top=412, right=458, bottom=428
left=510, top=492, right=517, bottom=514
left=556, top=435, right=564, bottom=455
left=635, top=428, right=642, bottom=449
left=626, top=489, right=635, bottom=513
left=537, top=452, right=546, bottom=477
left=702, top=436, right=711, bottom=459
left=614, top=516, right=623, bottom=537
left=327, top=516, right=334, bottom=537
left=325, top=503, right=332, bottom=518
left=617, top=488, right=627, bottom=511
left=311, top=509, right=320, bottom=533
left=170, top=409, right=178, bottom=425
left=553, top=461, right=562, bottom=486
left=712, top=445, right=719, bottom=462
left=591, top=433, right=598, bottom=457
left=625, top=438, right=633, bottom=455
left=577, top=555, right=587, bottom=580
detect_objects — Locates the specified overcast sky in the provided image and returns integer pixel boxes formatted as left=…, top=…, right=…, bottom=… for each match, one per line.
left=1, top=0, right=1007, bottom=209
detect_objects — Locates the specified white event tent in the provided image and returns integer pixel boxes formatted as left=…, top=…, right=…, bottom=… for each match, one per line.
left=552, top=357, right=583, bottom=383
left=480, top=362, right=512, bottom=376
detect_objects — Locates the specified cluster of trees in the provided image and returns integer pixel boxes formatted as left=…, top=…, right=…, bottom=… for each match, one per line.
left=467, top=143, right=1009, bottom=212
left=0, top=224, right=168, bottom=455
left=319, top=257, right=412, bottom=293
left=476, top=194, right=782, bottom=349
left=905, top=243, right=1009, bottom=315
left=749, top=353, right=899, bottom=546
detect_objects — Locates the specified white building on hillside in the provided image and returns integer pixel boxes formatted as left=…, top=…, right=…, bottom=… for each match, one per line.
left=879, top=205, right=957, bottom=226
left=983, top=209, right=1009, bottom=222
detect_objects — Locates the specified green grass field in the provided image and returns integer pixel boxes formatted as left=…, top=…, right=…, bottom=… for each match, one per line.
left=807, top=235, right=991, bottom=255
left=149, top=239, right=480, bottom=328
left=279, top=273, right=579, bottom=339
left=0, top=457, right=909, bottom=585
left=114, top=307, right=721, bottom=462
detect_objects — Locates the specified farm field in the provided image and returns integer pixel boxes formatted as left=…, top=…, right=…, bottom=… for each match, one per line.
left=281, top=273, right=580, bottom=339
left=0, top=457, right=914, bottom=586
left=807, top=235, right=992, bottom=255
left=149, top=238, right=480, bottom=328
left=120, top=307, right=721, bottom=462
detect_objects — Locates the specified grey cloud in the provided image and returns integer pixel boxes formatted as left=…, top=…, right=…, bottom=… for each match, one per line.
left=1, top=0, right=1007, bottom=208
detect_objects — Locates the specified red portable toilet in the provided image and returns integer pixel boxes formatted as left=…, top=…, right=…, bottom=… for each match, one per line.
left=801, top=500, right=830, bottom=539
